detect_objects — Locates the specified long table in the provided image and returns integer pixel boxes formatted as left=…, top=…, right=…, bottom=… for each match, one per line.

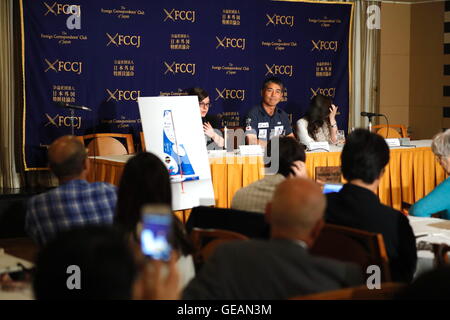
left=306, top=140, right=447, bottom=210
left=87, top=140, right=447, bottom=210
left=87, top=154, right=265, bottom=209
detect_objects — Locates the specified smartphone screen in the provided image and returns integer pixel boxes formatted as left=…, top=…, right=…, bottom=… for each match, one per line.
left=140, top=205, right=172, bottom=261
left=322, top=183, right=344, bottom=194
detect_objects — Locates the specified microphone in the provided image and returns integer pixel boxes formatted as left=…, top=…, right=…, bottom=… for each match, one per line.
left=57, top=102, right=92, bottom=111
left=361, top=111, right=384, bottom=117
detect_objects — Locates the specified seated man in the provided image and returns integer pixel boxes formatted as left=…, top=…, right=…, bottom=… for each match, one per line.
left=183, top=178, right=363, bottom=300
left=244, top=77, right=295, bottom=146
left=231, top=136, right=307, bottom=213
left=325, top=129, right=417, bottom=283
left=25, top=135, right=117, bottom=246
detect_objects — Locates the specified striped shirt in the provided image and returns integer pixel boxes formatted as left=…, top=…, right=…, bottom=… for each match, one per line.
left=231, top=174, right=285, bottom=214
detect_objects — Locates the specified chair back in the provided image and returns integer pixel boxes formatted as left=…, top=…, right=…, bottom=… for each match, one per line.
left=372, top=125, right=408, bottom=138
left=311, top=223, right=391, bottom=282
left=140, top=132, right=146, bottom=152
left=290, top=282, right=406, bottom=300
left=185, top=206, right=270, bottom=239
left=81, top=133, right=135, bottom=156
left=416, top=241, right=450, bottom=269
left=432, top=243, right=450, bottom=267
left=190, top=227, right=248, bottom=271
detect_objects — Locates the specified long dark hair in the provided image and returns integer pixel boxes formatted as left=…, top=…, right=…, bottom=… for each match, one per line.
left=114, top=152, right=193, bottom=256
left=304, top=94, right=332, bottom=140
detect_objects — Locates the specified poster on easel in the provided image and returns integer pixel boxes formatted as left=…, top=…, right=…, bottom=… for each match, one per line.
left=138, top=96, right=215, bottom=211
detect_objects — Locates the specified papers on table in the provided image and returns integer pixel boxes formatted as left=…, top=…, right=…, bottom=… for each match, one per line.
left=0, top=249, right=34, bottom=275
left=409, top=216, right=450, bottom=246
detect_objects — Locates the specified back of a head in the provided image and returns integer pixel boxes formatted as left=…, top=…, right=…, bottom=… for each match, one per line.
left=114, top=153, right=192, bottom=256
left=265, top=136, right=306, bottom=176
left=115, top=152, right=172, bottom=235
left=396, top=266, right=450, bottom=299
left=48, top=135, right=87, bottom=179
left=341, top=129, right=389, bottom=184
left=186, top=87, right=209, bottom=103
left=270, top=178, right=325, bottom=234
left=33, top=226, right=137, bottom=300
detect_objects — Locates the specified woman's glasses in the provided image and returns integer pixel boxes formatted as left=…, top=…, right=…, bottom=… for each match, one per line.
left=199, top=102, right=212, bottom=108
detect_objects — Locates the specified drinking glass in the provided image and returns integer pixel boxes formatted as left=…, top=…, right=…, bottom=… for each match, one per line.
left=337, top=130, right=346, bottom=146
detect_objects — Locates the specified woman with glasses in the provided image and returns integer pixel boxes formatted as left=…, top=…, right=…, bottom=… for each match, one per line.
left=187, top=87, right=224, bottom=148
left=410, top=129, right=450, bottom=219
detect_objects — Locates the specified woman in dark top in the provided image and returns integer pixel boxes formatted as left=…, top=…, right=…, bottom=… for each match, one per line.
left=187, top=87, right=224, bottom=148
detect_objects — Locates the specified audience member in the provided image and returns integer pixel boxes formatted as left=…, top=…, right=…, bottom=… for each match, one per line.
left=231, top=136, right=307, bottom=213
left=297, top=94, right=339, bottom=147
left=114, top=152, right=195, bottom=289
left=33, top=226, right=180, bottom=300
left=396, top=266, right=450, bottom=299
left=410, top=129, right=450, bottom=219
left=325, top=129, right=417, bottom=282
left=183, top=178, right=363, bottom=299
left=244, top=77, right=295, bottom=146
left=25, top=135, right=116, bottom=246
left=187, top=87, right=224, bottom=148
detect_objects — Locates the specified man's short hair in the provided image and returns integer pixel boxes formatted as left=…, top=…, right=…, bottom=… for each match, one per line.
left=341, top=129, right=389, bottom=184
left=261, top=76, right=284, bottom=91
left=49, top=138, right=87, bottom=178
left=266, top=136, right=306, bottom=177
left=33, top=226, right=137, bottom=300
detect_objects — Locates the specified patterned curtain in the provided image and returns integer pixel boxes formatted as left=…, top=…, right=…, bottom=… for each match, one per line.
left=0, top=0, right=57, bottom=188
left=0, top=0, right=21, bottom=188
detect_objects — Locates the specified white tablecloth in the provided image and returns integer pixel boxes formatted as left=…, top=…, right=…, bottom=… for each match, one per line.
left=408, top=216, right=450, bottom=278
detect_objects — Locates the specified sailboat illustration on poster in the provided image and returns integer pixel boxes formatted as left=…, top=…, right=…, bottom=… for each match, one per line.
left=162, top=109, right=199, bottom=183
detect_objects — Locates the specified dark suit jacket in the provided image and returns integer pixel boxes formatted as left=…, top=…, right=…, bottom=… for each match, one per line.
left=325, top=183, right=417, bottom=283
left=182, top=239, right=363, bottom=300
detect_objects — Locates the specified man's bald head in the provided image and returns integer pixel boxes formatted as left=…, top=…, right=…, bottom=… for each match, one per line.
left=269, top=178, right=326, bottom=237
left=48, top=135, right=87, bottom=179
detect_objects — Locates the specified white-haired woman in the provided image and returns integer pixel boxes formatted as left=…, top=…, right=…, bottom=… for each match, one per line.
left=410, top=129, right=450, bottom=219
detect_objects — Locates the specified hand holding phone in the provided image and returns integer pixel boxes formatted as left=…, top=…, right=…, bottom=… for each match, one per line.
left=140, top=205, right=172, bottom=261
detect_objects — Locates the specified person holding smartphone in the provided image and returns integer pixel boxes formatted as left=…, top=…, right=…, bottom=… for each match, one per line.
left=32, top=225, right=181, bottom=300
left=114, top=152, right=195, bottom=290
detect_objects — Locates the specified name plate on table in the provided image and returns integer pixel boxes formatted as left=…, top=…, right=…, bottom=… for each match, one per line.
left=399, top=137, right=412, bottom=146
left=385, top=138, right=400, bottom=147
left=239, top=145, right=264, bottom=155
left=308, top=142, right=330, bottom=152
left=208, top=150, right=227, bottom=158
